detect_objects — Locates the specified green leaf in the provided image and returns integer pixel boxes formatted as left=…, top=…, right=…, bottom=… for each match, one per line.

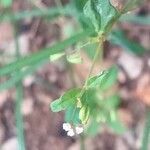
left=87, top=71, right=107, bottom=88
left=109, top=30, right=146, bottom=56
left=79, top=105, right=90, bottom=124
left=1, top=0, right=12, bottom=7
left=86, top=120, right=100, bottom=136
left=49, top=52, right=65, bottom=62
left=50, top=99, right=63, bottom=112
left=87, top=66, right=118, bottom=90
left=50, top=88, right=81, bottom=112
left=105, top=95, right=120, bottom=109
left=65, top=106, right=81, bottom=125
left=100, top=66, right=118, bottom=90
left=66, top=51, right=83, bottom=64
left=72, top=0, right=88, bottom=12
left=84, top=42, right=99, bottom=59
left=83, top=0, right=119, bottom=34
left=107, top=117, right=126, bottom=134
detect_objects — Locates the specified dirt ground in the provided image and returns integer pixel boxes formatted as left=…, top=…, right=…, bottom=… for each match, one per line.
left=0, top=0, right=150, bottom=150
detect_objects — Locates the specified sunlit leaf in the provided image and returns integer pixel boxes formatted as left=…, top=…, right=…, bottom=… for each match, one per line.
left=79, top=105, right=90, bottom=124
left=49, top=52, right=65, bottom=62
left=66, top=51, right=83, bottom=64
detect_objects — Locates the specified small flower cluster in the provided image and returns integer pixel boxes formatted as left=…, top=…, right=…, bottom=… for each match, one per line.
left=63, top=123, right=84, bottom=137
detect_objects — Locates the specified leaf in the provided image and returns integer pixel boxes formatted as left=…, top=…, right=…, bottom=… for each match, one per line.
left=87, top=66, right=118, bottom=90
left=79, top=105, right=90, bottom=124
left=105, top=95, right=120, bottom=109
left=87, top=71, right=107, bottom=88
left=65, top=106, right=81, bottom=125
left=49, top=52, right=65, bottom=62
left=66, top=51, right=83, bottom=64
left=50, top=99, right=63, bottom=112
left=109, top=30, right=146, bottom=56
left=83, top=0, right=119, bottom=34
left=81, top=88, right=98, bottom=106
left=1, top=0, right=12, bottom=7
left=72, top=0, right=88, bottom=12
left=86, top=120, right=100, bottom=136
left=50, top=88, right=81, bottom=112
left=100, top=66, right=118, bottom=90
left=107, top=117, right=126, bottom=134
left=84, top=0, right=100, bottom=33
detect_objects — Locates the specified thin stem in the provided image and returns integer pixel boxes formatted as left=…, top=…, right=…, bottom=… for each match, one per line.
left=141, top=107, right=150, bottom=150
left=80, top=134, right=85, bottom=150
left=85, top=42, right=102, bottom=84
left=78, top=40, right=103, bottom=99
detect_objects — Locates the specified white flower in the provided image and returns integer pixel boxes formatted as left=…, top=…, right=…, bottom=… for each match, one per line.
left=63, top=123, right=84, bottom=137
left=75, top=126, right=84, bottom=134
left=63, top=123, right=71, bottom=131
left=67, top=129, right=75, bottom=137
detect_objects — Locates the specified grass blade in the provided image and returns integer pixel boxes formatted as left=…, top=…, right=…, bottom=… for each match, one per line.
left=109, top=30, right=146, bottom=55
left=0, top=30, right=92, bottom=76
left=120, top=15, right=150, bottom=26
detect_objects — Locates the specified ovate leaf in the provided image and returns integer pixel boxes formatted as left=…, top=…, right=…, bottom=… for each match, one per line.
left=83, top=0, right=119, bottom=34
left=100, top=66, right=118, bottom=90
left=50, top=99, right=63, bottom=112
left=87, top=66, right=118, bottom=90
left=72, top=0, right=88, bottom=12
left=50, top=88, right=81, bottom=112
left=87, top=71, right=107, bottom=88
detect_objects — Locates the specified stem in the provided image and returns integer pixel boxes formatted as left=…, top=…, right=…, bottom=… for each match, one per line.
left=141, top=107, right=150, bottom=150
left=80, top=134, right=85, bottom=150
left=85, top=41, right=103, bottom=85
left=78, top=40, right=103, bottom=99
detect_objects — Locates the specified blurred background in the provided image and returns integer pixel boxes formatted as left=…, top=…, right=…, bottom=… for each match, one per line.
left=0, top=0, right=150, bottom=150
